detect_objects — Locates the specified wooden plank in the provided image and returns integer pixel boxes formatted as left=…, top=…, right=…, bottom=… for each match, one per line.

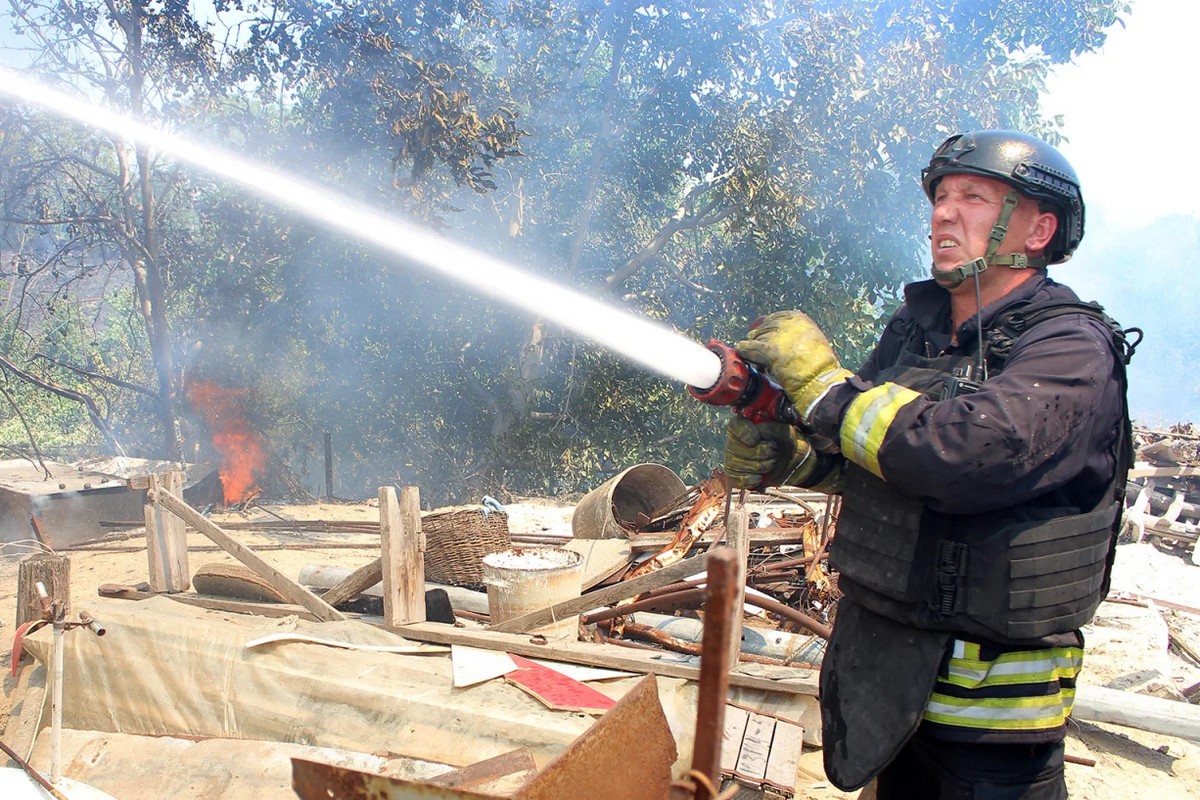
left=1128, top=466, right=1200, bottom=479
left=628, top=527, right=808, bottom=553
left=562, top=539, right=634, bottom=589
left=399, top=621, right=819, bottom=697
left=487, top=552, right=710, bottom=633
left=726, top=509, right=750, bottom=669
left=763, top=718, right=803, bottom=793
left=99, top=583, right=320, bottom=621
left=151, top=488, right=344, bottom=622
left=719, top=705, right=750, bottom=775
left=381, top=486, right=425, bottom=626
left=320, top=557, right=383, bottom=608
left=733, top=712, right=774, bottom=781
left=145, top=471, right=190, bottom=592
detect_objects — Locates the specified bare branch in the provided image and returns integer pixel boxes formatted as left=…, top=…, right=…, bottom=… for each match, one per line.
left=31, top=352, right=158, bottom=398
left=0, top=380, right=53, bottom=478
left=604, top=182, right=737, bottom=289
left=0, top=352, right=123, bottom=452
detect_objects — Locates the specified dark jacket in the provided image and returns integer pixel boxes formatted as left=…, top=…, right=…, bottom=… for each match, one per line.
left=813, top=273, right=1126, bottom=519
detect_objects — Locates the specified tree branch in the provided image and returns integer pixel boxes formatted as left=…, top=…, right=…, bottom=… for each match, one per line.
left=604, top=183, right=735, bottom=289
left=0, top=381, right=52, bottom=479
left=31, top=353, right=159, bottom=399
left=0, top=353, right=123, bottom=453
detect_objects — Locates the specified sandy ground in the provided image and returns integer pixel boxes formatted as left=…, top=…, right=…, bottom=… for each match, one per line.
left=2, top=500, right=1200, bottom=799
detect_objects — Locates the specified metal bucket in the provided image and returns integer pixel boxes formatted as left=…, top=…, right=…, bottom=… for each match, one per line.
left=571, top=463, right=687, bottom=539
left=482, top=546, right=583, bottom=641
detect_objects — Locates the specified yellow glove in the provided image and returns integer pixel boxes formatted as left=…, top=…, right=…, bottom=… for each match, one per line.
left=736, top=310, right=852, bottom=424
left=723, top=416, right=816, bottom=490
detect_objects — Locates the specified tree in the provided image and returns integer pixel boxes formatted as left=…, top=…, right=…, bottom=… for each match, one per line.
left=1, top=0, right=1130, bottom=503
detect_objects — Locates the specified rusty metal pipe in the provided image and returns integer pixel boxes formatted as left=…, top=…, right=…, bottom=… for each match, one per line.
left=749, top=592, right=832, bottom=639
left=581, top=588, right=707, bottom=625
left=692, top=548, right=738, bottom=800
left=583, top=583, right=832, bottom=640
left=0, top=737, right=70, bottom=800
left=604, top=620, right=817, bottom=668
left=750, top=554, right=816, bottom=573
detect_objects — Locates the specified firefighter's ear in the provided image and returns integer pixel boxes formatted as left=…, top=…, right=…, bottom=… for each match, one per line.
left=1025, top=210, right=1058, bottom=253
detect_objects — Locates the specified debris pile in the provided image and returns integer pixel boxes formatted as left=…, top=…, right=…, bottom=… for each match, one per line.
left=1124, top=425, right=1200, bottom=561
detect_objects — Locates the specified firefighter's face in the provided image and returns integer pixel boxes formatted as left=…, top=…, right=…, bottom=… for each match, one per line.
left=929, top=174, right=1054, bottom=278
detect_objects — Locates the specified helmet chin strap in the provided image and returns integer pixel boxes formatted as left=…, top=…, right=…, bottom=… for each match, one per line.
left=930, top=189, right=1049, bottom=289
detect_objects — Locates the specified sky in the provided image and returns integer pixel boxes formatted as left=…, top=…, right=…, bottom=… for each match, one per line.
left=1041, top=0, right=1200, bottom=424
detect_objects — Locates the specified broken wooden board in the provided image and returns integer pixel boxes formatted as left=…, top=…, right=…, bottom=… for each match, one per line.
left=561, top=539, right=633, bottom=589
left=1128, top=466, right=1200, bottom=479
left=720, top=702, right=804, bottom=797
left=151, top=488, right=344, bottom=622
left=319, top=558, right=383, bottom=608
left=400, top=621, right=819, bottom=697
left=504, top=654, right=616, bottom=715
left=486, top=552, right=710, bottom=634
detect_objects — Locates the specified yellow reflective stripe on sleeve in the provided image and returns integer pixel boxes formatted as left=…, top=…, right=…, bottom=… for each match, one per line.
left=839, top=382, right=921, bottom=478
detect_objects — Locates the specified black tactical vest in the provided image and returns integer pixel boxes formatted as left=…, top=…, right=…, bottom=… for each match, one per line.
left=830, top=301, right=1137, bottom=646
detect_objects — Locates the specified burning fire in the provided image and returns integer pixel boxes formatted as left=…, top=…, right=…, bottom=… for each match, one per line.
left=185, top=381, right=266, bottom=505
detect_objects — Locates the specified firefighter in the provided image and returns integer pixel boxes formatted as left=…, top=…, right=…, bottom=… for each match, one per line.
left=724, top=130, right=1136, bottom=798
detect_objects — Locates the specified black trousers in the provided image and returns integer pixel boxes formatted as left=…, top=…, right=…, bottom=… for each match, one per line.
left=876, top=728, right=1067, bottom=800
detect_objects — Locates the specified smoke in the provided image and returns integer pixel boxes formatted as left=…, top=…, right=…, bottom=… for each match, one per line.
left=1054, top=210, right=1200, bottom=425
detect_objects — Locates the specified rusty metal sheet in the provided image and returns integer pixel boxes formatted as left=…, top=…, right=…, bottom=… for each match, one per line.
left=292, top=758, right=499, bottom=800
left=517, top=674, right=676, bottom=800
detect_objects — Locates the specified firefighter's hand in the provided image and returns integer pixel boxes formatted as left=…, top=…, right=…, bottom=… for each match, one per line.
left=736, top=310, right=852, bottom=423
left=724, top=417, right=815, bottom=490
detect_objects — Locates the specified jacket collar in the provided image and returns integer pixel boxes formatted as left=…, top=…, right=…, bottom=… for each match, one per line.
left=903, top=271, right=1064, bottom=348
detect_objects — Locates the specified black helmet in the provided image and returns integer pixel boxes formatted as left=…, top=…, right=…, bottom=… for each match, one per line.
left=921, top=130, right=1084, bottom=263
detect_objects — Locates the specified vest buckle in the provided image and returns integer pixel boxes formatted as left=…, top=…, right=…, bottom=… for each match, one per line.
left=932, top=540, right=968, bottom=618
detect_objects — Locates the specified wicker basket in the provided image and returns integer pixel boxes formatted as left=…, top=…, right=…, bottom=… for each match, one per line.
left=421, top=508, right=512, bottom=587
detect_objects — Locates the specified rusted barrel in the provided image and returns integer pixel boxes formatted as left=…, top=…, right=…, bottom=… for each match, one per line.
left=571, top=463, right=686, bottom=539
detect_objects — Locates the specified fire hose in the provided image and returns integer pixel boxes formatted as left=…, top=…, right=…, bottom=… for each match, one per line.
left=686, top=340, right=797, bottom=425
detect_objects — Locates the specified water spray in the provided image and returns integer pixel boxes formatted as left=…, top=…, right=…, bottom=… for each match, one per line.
left=0, top=70, right=724, bottom=390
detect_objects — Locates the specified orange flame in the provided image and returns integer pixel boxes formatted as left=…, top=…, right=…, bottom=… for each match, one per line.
left=185, top=381, right=266, bottom=505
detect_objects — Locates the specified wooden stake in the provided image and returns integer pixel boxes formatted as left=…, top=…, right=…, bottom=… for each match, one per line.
left=380, top=486, right=425, bottom=626
left=151, top=488, right=344, bottom=622
left=17, top=554, right=69, bottom=628
left=319, top=557, right=383, bottom=608
left=726, top=508, right=749, bottom=669
left=144, top=471, right=190, bottom=592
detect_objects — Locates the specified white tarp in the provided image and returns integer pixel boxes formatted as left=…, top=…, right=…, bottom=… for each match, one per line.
left=22, top=596, right=820, bottom=774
